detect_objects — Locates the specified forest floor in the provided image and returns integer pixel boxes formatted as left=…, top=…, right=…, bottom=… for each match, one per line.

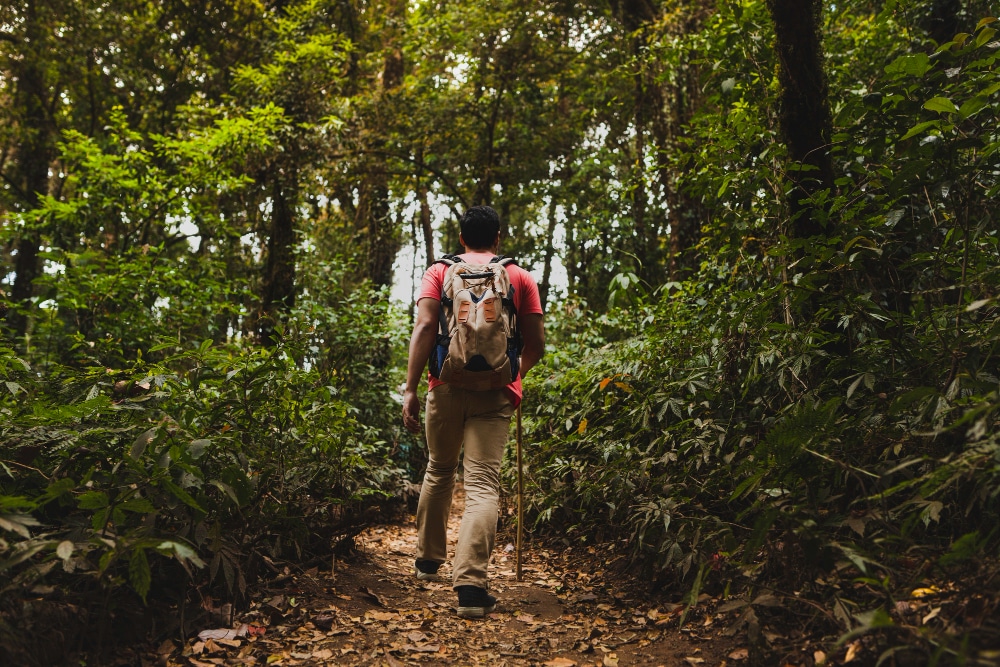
left=159, top=486, right=744, bottom=667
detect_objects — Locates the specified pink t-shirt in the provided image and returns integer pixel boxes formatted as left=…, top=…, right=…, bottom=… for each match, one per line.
left=418, top=251, right=543, bottom=407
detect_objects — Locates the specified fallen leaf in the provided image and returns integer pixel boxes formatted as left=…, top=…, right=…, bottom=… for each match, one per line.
left=406, top=631, right=428, bottom=643
left=544, top=659, right=578, bottom=667
left=312, top=614, right=336, bottom=631
left=844, top=640, right=861, bottom=663
left=603, top=653, right=620, bottom=667
left=911, top=586, right=940, bottom=598
left=922, top=607, right=942, bottom=624
left=359, top=586, right=386, bottom=607
left=311, top=649, right=333, bottom=660
left=728, top=648, right=749, bottom=660
left=814, top=649, right=827, bottom=664
left=403, top=644, right=441, bottom=653
left=198, top=626, right=249, bottom=641
left=369, top=610, right=398, bottom=622
left=684, top=658, right=705, bottom=665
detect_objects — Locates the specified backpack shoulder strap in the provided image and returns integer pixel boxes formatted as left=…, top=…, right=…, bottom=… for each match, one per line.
left=434, top=254, right=462, bottom=266
left=435, top=255, right=463, bottom=324
left=490, top=255, right=517, bottom=267
left=485, top=256, right=518, bottom=314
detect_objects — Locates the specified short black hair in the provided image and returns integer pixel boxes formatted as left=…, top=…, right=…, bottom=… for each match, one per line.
left=460, top=205, right=501, bottom=250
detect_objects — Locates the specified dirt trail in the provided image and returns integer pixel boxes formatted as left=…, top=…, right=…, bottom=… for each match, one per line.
left=168, top=486, right=739, bottom=666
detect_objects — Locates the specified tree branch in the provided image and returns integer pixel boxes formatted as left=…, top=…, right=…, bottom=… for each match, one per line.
left=0, top=170, right=31, bottom=204
left=352, top=148, right=468, bottom=217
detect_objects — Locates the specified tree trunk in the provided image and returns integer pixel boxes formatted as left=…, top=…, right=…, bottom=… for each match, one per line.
left=416, top=147, right=435, bottom=264
left=615, top=0, right=661, bottom=287
left=8, top=1, right=55, bottom=340
left=259, top=177, right=296, bottom=344
left=766, top=0, right=835, bottom=238
left=419, top=177, right=434, bottom=264
left=655, top=2, right=712, bottom=281
left=539, top=190, right=560, bottom=312
left=630, top=55, right=650, bottom=278
left=362, top=0, right=405, bottom=288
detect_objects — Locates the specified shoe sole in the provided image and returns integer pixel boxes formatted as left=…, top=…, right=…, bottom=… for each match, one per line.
left=414, top=568, right=443, bottom=582
left=456, top=603, right=496, bottom=619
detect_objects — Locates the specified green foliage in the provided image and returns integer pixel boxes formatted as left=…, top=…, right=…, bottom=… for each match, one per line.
left=521, top=5, right=1000, bottom=663
left=2, top=0, right=999, bottom=662
left=0, top=311, right=407, bottom=606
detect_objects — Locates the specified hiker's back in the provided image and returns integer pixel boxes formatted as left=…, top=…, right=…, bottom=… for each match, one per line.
left=430, top=254, right=520, bottom=391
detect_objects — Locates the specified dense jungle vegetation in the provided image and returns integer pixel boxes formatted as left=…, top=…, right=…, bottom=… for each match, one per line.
left=2, top=0, right=999, bottom=664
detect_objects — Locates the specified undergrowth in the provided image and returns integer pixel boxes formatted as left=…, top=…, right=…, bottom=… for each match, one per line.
left=0, top=274, right=413, bottom=665
left=519, top=11, right=1000, bottom=665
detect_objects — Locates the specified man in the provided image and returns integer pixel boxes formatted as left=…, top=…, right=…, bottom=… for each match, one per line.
left=402, top=205, right=545, bottom=619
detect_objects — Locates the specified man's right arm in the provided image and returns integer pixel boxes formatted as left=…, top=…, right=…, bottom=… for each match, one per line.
left=402, top=297, right=440, bottom=433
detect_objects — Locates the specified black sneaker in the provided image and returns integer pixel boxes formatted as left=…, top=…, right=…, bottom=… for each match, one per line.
left=414, top=559, right=442, bottom=582
left=455, top=585, right=497, bottom=619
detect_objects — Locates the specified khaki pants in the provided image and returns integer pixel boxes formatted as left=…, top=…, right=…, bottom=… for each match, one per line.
left=416, top=383, right=513, bottom=589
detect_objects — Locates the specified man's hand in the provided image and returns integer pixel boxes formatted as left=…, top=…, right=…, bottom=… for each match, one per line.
left=402, top=389, right=422, bottom=433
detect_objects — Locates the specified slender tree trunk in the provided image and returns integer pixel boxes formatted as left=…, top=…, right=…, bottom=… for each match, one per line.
left=364, top=173, right=398, bottom=288
left=419, top=180, right=434, bottom=264
left=363, top=0, right=405, bottom=288
left=766, top=0, right=835, bottom=238
left=259, top=177, right=297, bottom=344
left=631, top=56, right=650, bottom=277
left=539, top=192, right=560, bottom=312
left=416, top=148, right=435, bottom=264
left=8, top=2, right=54, bottom=340
left=656, top=2, right=712, bottom=281
left=615, top=0, right=660, bottom=286
left=472, top=36, right=500, bottom=207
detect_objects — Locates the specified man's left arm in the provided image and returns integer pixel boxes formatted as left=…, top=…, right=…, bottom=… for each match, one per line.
left=519, top=313, right=544, bottom=378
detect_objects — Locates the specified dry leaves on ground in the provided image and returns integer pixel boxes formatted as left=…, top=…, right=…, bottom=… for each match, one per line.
left=158, top=486, right=738, bottom=666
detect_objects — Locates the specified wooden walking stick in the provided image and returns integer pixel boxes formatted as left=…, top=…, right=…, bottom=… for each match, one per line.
left=516, top=402, right=524, bottom=581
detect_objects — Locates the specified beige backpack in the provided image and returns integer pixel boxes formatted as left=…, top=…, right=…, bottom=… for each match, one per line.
left=429, top=255, right=520, bottom=391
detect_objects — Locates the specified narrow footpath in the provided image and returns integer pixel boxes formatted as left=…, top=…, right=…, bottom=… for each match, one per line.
left=165, top=487, right=741, bottom=667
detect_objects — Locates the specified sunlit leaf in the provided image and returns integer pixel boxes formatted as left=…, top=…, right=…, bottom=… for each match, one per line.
left=56, top=540, right=74, bottom=560
left=923, top=97, right=959, bottom=113
left=884, top=53, right=931, bottom=76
